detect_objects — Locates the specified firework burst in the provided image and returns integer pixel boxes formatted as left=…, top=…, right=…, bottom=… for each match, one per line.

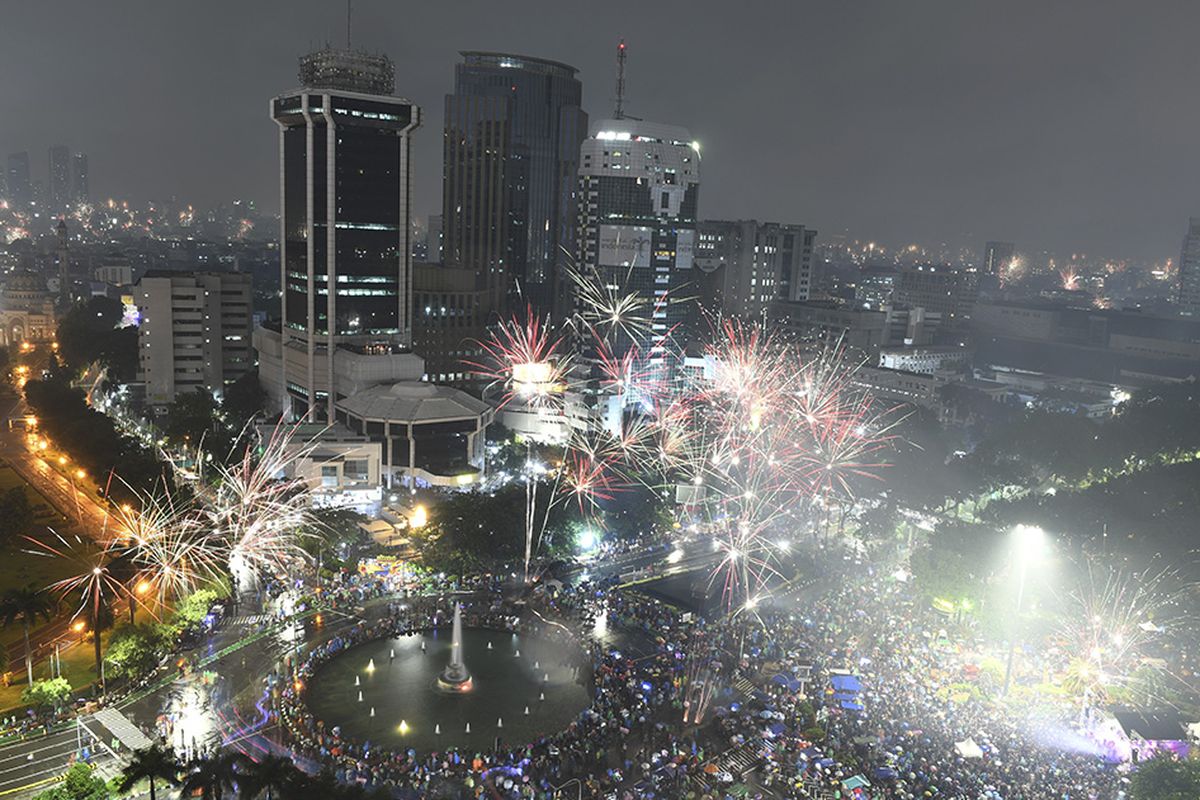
left=1054, top=560, right=1192, bottom=708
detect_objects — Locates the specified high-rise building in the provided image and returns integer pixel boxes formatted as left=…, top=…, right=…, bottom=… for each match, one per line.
left=442, top=52, right=588, bottom=317
left=72, top=153, right=89, bottom=203
left=695, top=220, right=816, bottom=321
left=982, top=241, right=1014, bottom=278
left=573, top=119, right=701, bottom=431
left=1178, top=217, right=1200, bottom=313
left=134, top=271, right=253, bottom=406
left=48, top=146, right=70, bottom=209
left=260, top=46, right=422, bottom=420
left=6, top=153, right=31, bottom=204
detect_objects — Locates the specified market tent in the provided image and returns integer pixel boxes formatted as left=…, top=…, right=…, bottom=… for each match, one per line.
left=955, top=738, right=984, bottom=759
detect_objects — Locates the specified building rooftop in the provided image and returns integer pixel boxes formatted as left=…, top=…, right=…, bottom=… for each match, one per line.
left=299, top=47, right=395, bottom=95
left=337, top=381, right=490, bottom=423
left=460, top=51, right=578, bottom=77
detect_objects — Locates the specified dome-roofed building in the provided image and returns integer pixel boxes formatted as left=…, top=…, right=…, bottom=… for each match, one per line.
left=335, top=381, right=493, bottom=488
left=0, top=268, right=56, bottom=347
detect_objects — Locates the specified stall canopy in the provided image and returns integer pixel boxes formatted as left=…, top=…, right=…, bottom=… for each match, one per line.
left=955, top=738, right=984, bottom=759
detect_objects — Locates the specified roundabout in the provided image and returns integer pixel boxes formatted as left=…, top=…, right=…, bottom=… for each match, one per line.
left=298, top=606, right=592, bottom=754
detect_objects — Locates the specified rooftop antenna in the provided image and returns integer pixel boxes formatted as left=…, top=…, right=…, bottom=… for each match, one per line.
left=614, top=39, right=627, bottom=119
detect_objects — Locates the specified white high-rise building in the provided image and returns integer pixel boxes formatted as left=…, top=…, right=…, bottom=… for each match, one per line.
left=135, top=272, right=253, bottom=406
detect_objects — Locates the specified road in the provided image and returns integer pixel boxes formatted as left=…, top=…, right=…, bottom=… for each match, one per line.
left=0, top=395, right=117, bottom=541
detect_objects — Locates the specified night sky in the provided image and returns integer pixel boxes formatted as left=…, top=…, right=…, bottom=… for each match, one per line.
left=4, top=0, right=1199, bottom=261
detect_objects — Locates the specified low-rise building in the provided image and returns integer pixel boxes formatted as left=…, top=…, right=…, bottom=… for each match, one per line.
left=334, top=381, right=493, bottom=489
left=879, top=345, right=970, bottom=375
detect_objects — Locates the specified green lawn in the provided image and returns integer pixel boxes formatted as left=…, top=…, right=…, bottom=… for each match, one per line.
left=0, top=630, right=108, bottom=712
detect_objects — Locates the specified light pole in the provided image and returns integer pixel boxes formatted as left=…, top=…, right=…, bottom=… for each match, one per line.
left=1002, top=524, right=1045, bottom=696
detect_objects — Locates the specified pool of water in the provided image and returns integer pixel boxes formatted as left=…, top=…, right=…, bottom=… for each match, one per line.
left=305, top=627, right=591, bottom=752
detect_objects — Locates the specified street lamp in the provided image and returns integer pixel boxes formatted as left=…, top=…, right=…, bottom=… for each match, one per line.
left=1003, top=524, right=1045, bottom=695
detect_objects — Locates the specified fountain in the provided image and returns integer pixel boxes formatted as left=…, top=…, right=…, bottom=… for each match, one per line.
left=487, top=641, right=493, bottom=650
left=305, top=613, right=590, bottom=751
left=370, top=707, right=375, bottom=717
left=354, top=676, right=360, bottom=686
left=524, top=706, right=530, bottom=716
left=357, top=691, right=363, bottom=702
left=515, top=649, right=521, bottom=658
left=366, top=658, right=376, bottom=672
left=436, top=603, right=473, bottom=692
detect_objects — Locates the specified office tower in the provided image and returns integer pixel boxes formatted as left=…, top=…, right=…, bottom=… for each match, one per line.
left=72, top=153, right=89, bottom=203
left=48, top=146, right=70, bottom=209
left=982, top=241, right=1014, bottom=278
left=6, top=153, right=31, bottom=204
left=695, top=220, right=816, bottom=320
left=264, top=46, right=422, bottom=420
left=1180, top=218, right=1200, bottom=313
left=442, top=52, right=588, bottom=317
left=573, top=118, right=701, bottom=433
left=134, top=271, right=253, bottom=406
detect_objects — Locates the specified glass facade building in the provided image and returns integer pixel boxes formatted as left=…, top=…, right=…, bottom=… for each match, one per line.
left=443, top=52, right=587, bottom=318
left=271, top=49, right=421, bottom=419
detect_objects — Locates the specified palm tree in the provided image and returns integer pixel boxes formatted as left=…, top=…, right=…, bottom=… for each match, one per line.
left=0, top=585, right=56, bottom=686
left=117, top=744, right=180, bottom=800
left=180, top=751, right=252, bottom=800
left=244, top=753, right=302, bottom=800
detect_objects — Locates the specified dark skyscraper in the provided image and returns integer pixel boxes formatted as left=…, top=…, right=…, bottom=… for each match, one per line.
left=442, top=52, right=587, bottom=317
left=48, top=145, right=70, bottom=209
left=269, top=47, right=421, bottom=419
left=6, top=153, right=31, bottom=204
left=72, top=152, right=89, bottom=203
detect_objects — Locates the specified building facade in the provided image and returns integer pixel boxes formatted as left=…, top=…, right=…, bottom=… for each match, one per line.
left=6, top=153, right=31, bottom=204
left=266, top=47, right=422, bottom=420
left=982, top=241, right=1014, bottom=278
left=72, top=153, right=89, bottom=204
left=48, top=146, right=70, bottom=210
left=134, top=271, right=253, bottom=406
left=1178, top=217, right=1200, bottom=313
left=893, top=265, right=978, bottom=326
left=696, top=219, right=816, bottom=320
left=442, top=52, right=587, bottom=318
left=573, top=118, right=701, bottom=429
left=412, top=261, right=486, bottom=386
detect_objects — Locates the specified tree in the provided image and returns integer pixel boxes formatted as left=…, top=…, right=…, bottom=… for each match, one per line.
left=1, top=585, right=57, bottom=685
left=104, top=623, right=167, bottom=681
left=1129, top=755, right=1200, bottom=800
left=0, top=488, right=33, bottom=542
left=21, top=676, right=71, bottom=712
left=179, top=751, right=253, bottom=800
left=163, top=389, right=229, bottom=455
left=222, top=370, right=266, bottom=428
left=32, top=762, right=110, bottom=800
left=243, top=753, right=302, bottom=800
left=87, top=599, right=115, bottom=692
left=117, top=744, right=180, bottom=800
left=55, top=296, right=136, bottom=381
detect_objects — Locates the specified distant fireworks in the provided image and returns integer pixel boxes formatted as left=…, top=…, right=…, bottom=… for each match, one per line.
left=1060, top=267, right=1081, bottom=291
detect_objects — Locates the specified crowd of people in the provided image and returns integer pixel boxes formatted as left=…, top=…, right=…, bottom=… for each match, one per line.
left=255, top=545, right=1142, bottom=800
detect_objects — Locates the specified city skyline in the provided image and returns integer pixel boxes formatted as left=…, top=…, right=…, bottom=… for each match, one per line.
left=3, top=1, right=1200, bottom=263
